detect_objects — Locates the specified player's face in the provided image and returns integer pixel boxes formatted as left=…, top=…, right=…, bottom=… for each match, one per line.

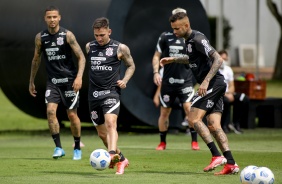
left=44, top=10, right=61, bottom=29
left=171, top=19, right=189, bottom=39
left=94, top=28, right=111, bottom=46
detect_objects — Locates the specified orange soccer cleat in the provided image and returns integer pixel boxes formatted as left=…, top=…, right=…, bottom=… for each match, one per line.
left=214, top=163, right=240, bottom=175
left=191, top=141, right=200, bottom=150
left=156, top=142, right=166, bottom=150
left=203, top=156, right=227, bottom=172
left=108, top=153, right=120, bottom=169
left=115, top=158, right=129, bottom=175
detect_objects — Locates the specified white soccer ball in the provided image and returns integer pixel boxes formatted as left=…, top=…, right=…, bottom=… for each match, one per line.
left=240, top=165, right=258, bottom=184
left=90, top=149, right=111, bottom=171
left=251, top=167, right=275, bottom=184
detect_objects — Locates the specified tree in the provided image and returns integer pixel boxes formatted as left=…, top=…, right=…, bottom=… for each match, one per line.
left=267, top=0, right=282, bottom=79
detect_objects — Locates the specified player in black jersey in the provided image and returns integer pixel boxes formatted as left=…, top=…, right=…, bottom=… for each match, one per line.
left=29, top=6, right=86, bottom=160
left=160, top=10, right=239, bottom=175
left=152, top=8, right=200, bottom=151
left=85, top=17, right=135, bottom=175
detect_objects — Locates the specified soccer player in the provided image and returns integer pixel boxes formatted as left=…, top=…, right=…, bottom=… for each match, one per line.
left=29, top=6, right=86, bottom=160
left=152, top=8, right=200, bottom=151
left=85, top=17, right=135, bottom=175
left=218, top=50, right=249, bottom=134
left=160, top=9, right=239, bottom=175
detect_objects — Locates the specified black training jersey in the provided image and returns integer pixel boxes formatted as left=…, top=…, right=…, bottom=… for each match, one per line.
left=185, top=30, right=224, bottom=84
left=87, top=39, right=121, bottom=94
left=156, top=32, right=193, bottom=87
left=40, top=27, right=77, bottom=85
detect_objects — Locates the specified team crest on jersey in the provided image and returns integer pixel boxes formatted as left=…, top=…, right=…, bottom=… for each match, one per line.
left=163, top=95, right=170, bottom=102
left=91, top=111, right=98, bottom=120
left=57, top=37, right=64, bottom=45
left=206, top=100, right=214, bottom=108
left=105, top=47, right=113, bottom=56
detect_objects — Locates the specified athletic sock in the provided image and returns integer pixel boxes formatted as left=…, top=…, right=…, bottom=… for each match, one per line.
left=52, top=133, right=62, bottom=148
left=159, top=131, right=167, bottom=143
left=73, top=136, right=80, bottom=150
left=223, top=151, right=236, bottom=165
left=207, top=142, right=221, bottom=157
left=109, top=150, right=116, bottom=154
left=119, top=152, right=125, bottom=162
left=190, top=128, right=197, bottom=142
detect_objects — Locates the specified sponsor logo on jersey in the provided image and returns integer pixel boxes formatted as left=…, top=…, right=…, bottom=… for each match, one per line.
left=51, top=42, right=56, bottom=47
left=201, top=39, right=212, bottom=56
left=91, top=111, right=98, bottom=120
left=45, top=90, right=51, bottom=97
left=206, top=100, right=214, bottom=108
left=106, top=47, right=113, bottom=56
left=59, top=32, right=66, bottom=36
left=51, top=77, right=68, bottom=84
left=65, top=91, right=76, bottom=97
left=90, top=57, right=112, bottom=71
left=163, top=95, right=170, bottom=102
left=175, top=40, right=181, bottom=44
left=189, top=63, right=197, bottom=68
left=168, top=77, right=185, bottom=84
left=109, top=43, right=118, bottom=47
left=98, top=52, right=103, bottom=56
left=93, top=90, right=110, bottom=98
left=41, top=33, right=49, bottom=37
left=46, top=48, right=66, bottom=61
left=57, top=37, right=64, bottom=46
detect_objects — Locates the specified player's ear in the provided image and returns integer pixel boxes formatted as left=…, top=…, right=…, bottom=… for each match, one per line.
left=108, top=29, right=112, bottom=35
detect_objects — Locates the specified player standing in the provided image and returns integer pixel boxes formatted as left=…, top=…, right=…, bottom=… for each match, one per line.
left=29, top=6, right=86, bottom=160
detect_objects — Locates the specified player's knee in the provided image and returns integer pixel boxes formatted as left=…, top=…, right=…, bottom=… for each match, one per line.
left=67, top=112, right=78, bottom=121
left=46, top=109, right=56, bottom=118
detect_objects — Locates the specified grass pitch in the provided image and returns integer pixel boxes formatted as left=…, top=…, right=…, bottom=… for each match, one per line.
left=0, top=129, right=282, bottom=184
left=0, top=81, right=282, bottom=184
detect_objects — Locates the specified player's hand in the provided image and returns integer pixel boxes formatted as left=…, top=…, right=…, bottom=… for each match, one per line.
left=198, top=81, right=209, bottom=97
left=160, top=57, right=175, bottom=67
left=72, top=77, right=82, bottom=92
left=117, top=80, right=127, bottom=89
left=29, top=83, right=37, bottom=97
left=153, top=73, right=162, bottom=86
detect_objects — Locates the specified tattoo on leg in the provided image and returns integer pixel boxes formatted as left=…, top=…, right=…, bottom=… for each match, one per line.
left=211, top=128, right=229, bottom=152
left=193, top=121, right=213, bottom=143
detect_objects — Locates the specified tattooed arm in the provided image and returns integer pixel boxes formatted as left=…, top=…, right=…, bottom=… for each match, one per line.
left=160, top=55, right=189, bottom=67
left=117, top=43, right=135, bottom=89
left=67, top=31, right=86, bottom=92
left=198, top=52, right=223, bottom=97
left=29, top=33, right=42, bottom=97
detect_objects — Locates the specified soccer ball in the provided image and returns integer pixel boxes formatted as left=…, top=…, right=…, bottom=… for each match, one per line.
left=251, top=167, right=275, bottom=184
left=90, top=149, right=111, bottom=171
left=240, top=165, right=258, bottom=184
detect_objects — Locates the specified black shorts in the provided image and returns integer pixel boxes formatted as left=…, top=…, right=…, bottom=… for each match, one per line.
left=88, top=91, right=120, bottom=126
left=45, top=82, right=79, bottom=109
left=191, top=83, right=226, bottom=115
left=160, top=85, right=195, bottom=108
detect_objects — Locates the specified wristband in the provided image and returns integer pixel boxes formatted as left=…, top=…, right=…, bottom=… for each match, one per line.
left=153, top=72, right=158, bottom=74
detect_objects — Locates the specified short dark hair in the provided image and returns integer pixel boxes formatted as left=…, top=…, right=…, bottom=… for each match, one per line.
left=218, top=50, right=228, bottom=56
left=45, top=5, right=60, bottom=13
left=169, top=12, right=187, bottom=23
left=92, top=17, right=109, bottom=29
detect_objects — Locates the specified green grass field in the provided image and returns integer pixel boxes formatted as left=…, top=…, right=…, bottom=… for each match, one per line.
left=0, top=81, right=282, bottom=184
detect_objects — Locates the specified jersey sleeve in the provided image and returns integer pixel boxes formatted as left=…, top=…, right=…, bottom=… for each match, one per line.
left=155, top=32, right=167, bottom=54
left=194, top=33, right=215, bottom=57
